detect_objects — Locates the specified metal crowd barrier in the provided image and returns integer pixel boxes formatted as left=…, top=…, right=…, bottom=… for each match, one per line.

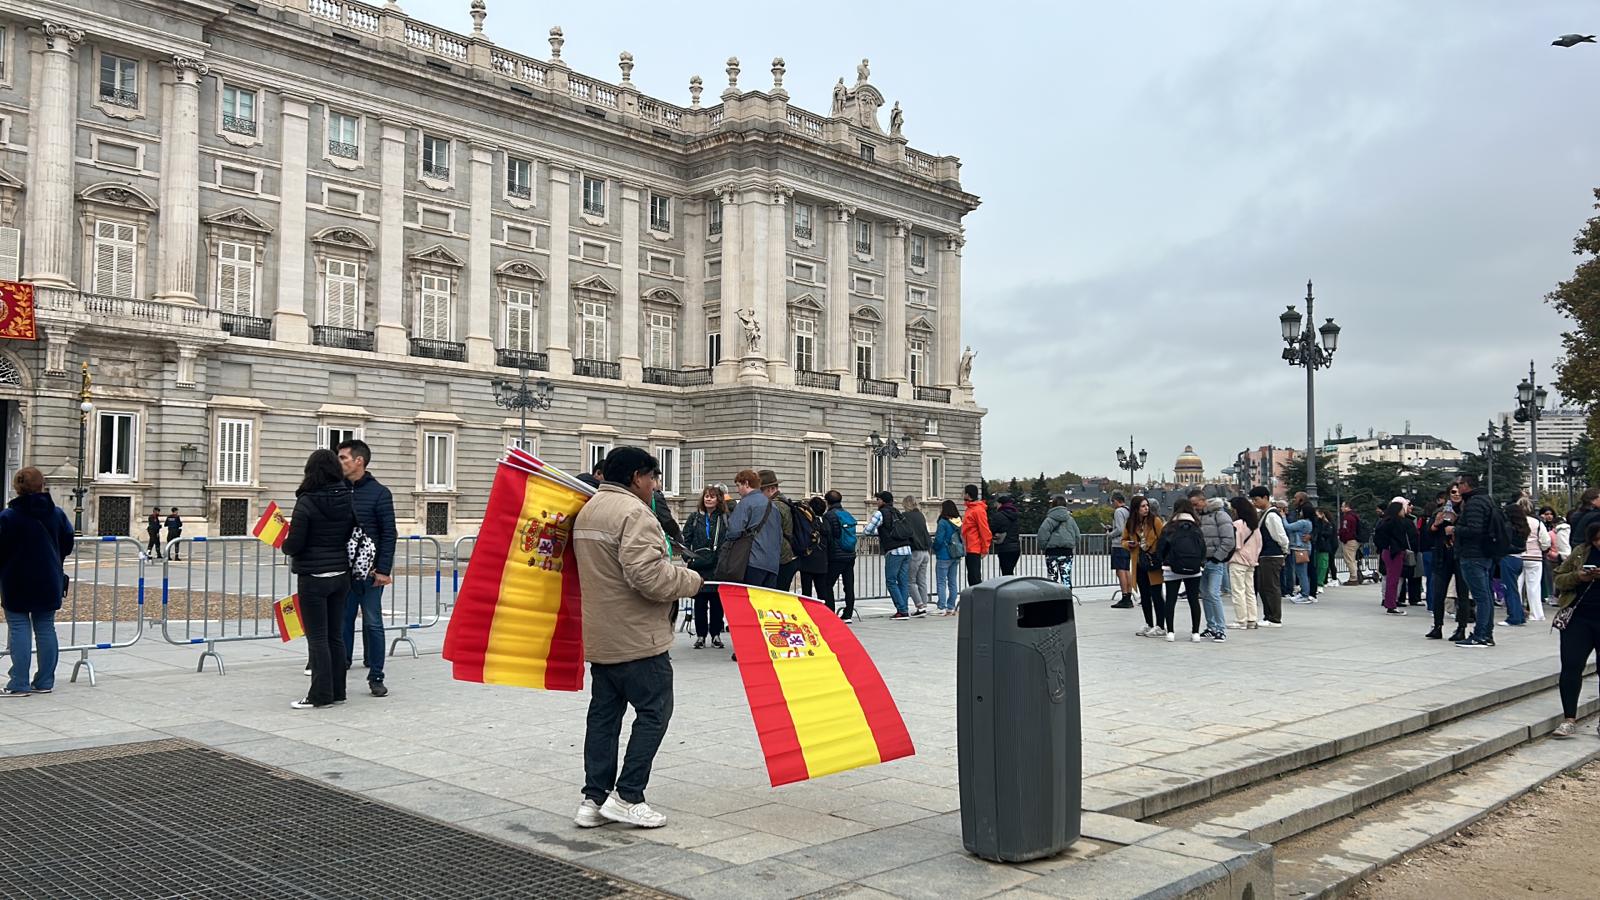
left=449, top=534, right=476, bottom=613
left=382, top=535, right=445, bottom=659
left=161, top=536, right=293, bottom=674
left=851, top=532, right=1118, bottom=603
left=0, top=536, right=146, bottom=686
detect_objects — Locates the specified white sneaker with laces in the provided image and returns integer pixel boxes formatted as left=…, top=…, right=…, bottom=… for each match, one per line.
left=600, top=796, right=667, bottom=828
left=1135, top=626, right=1152, bottom=637
left=1190, top=633, right=1202, bottom=643
left=1553, top=720, right=1577, bottom=740
left=574, top=799, right=606, bottom=828
left=1165, top=632, right=1176, bottom=643
left=289, top=698, right=320, bottom=710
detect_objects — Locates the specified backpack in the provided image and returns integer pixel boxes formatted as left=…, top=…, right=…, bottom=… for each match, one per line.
left=884, top=507, right=914, bottom=544
left=832, top=508, right=859, bottom=553
left=1354, top=515, right=1372, bottom=544
left=1484, top=500, right=1516, bottom=559
left=786, top=499, right=822, bottom=558
left=1164, top=522, right=1207, bottom=577
left=943, top=521, right=967, bottom=558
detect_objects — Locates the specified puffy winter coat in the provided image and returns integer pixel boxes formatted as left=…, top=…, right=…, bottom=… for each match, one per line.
left=0, top=493, right=75, bottom=613
left=1197, top=498, right=1237, bottom=564
left=990, top=503, right=1021, bottom=553
left=282, top=484, right=357, bottom=576
left=1037, top=507, right=1080, bottom=553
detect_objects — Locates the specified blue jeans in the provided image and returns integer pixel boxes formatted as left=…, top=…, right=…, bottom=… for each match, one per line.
left=1288, top=553, right=1311, bottom=596
left=5, top=610, right=59, bottom=693
left=885, top=553, right=912, bottom=614
left=1460, top=557, right=1496, bottom=642
left=1201, top=561, right=1228, bottom=632
left=1500, top=556, right=1525, bottom=625
left=1422, top=550, right=1438, bottom=611
left=342, top=578, right=387, bottom=683
left=935, top=558, right=961, bottom=610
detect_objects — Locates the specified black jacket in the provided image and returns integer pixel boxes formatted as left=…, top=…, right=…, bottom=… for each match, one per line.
left=282, top=484, right=357, bottom=575
left=991, top=504, right=1021, bottom=553
left=165, top=514, right=183, bottom=539
left=349, top=473, right=397, bottom=576
left=875, top=505, right=911, bottom=553
left=903, top=509, right=931, bottom=553
left=1570, top=507, right=1600, bottom=549
left=825, top=504, right=857, bottom=562
left=1454, top=491, right=1496, bottom=560
left=653, top=490, right=683, bottom=555
left=682, top=509, right=725, bottom=575
left=1373, top=516, right=1414, bottom=555
left=0, top=493, right=75, bottom=613
left=146, top=513, right=162, bottom=537
left=798, top=509, right=831, bottom=575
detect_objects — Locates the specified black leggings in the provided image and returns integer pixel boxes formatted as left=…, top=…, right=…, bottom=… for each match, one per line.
left=965, top=552, right=984, bottom=587
left=1559, top=613, right=1600, bottom=718
left=997, top=550, right=1020, bottom=576
left=1163, top=577, right=1201, bottom=635
left=1137, top=577, right=1162, bottom=628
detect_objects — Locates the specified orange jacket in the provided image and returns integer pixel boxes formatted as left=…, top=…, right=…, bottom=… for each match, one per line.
left=962, top=499, right=992, bottom=555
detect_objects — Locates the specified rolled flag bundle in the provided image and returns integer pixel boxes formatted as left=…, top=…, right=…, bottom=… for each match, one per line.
left=443, top=448, right=593, bottom=691
left=718, top=584, right=915, bottom=786
left=253, top=500, right=289, bottom=550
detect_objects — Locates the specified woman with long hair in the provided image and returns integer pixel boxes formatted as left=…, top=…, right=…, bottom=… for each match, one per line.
left=800, top=496, right=835, bottom=607
left=683, top=485, right=727, bottom=649
left=1518, top=501, right=1552, bottom=623
left=1498, top=499, right=1543, bottom=627
left=1227, top=497, right=1262, bottom=629
left=1373, top=501, right=1411, bottom=616
left=933, top=499, right=964, bottom=615
left=1155, top=497, right=1207, bottom=642
left=281, top=448, right=357, bottom=709
left=1552, top=522, right=1600, bottom=739
left=1123, top=495, right=1165, bottom=637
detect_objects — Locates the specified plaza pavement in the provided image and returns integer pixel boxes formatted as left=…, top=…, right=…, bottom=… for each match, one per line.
left=0, top=580, right=1581, bottom=899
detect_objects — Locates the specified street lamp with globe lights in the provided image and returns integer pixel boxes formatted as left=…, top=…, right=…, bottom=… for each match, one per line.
left=1279, top=280, right=1341, bottom=506
left=1477, top=419, right=1512, bottom=500
left=1512, top=362, right=1548, bottom=500
left=72, top=361, right=93, bottom=535
left=490, top=369, right=554, bottom=449
left=1115, top=437, right=1148, bottom=489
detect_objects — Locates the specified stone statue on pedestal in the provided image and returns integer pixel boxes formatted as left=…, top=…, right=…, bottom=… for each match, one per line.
left=958, top=345, right=976, bottom=386
left=856, top=58, right=871, bottom=85
left=831, top=79, right=847, bottom=116
left=889, top=102, right=904, bottom=137
left=737, top=308, right=763, bottom=356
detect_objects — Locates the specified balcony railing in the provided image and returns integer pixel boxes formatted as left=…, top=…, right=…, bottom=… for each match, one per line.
left=582, top=200, right=606, bottom=217
left=855, top=240, right=873, bottom=255
left=222, top=114, right=256, bottom=135
left=796, top=370, right=841, bottom=390
left=410, top=337, right=466, bottom=361
left=644, top=367, right=712, bottom=386
left=914, top=385, right=952, bottom=403
left=911, top=254, right=928, bottom=268
left=312, top=325, right=375, bottom=352
left=507, top=184, right=531, bottom=200
left=423, top=163, right=450, bottom=181
left=708, top=219, right=722, bottom=236
left=496, top=348, right=549, bottom=370
left=220, top=313, right=272, bottom=340
left=100, top=87, right=138, bottom=108
left=794, top=224, right=813, bottom=241
left=857, top=377, right=899, bottom=398
left=328, top=140, right=359, bottom=159
left=574, top=358, right=620, bottom=380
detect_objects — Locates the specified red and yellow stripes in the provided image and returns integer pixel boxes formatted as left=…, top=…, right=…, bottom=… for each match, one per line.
left=253, top=501, right=289, bottom=550
left=274, top=595, right=305, bottom=643
left=721, top=585, right=915, bottom=786
left=443, top=462, right=588, bottom=691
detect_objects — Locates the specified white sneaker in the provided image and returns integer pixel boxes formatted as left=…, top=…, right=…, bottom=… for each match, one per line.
left=599, top=796, right=667, bottom=828
left=574, top=798, right=606, bottom=828
left=1260, top=620, right=1283, bottom=628
left=289, top=698, right=322, bottom=710
left=1146, top=627, right=1167, bottom=639
left=1135, top=626, right=1151, bottom=637
left=1190, top=633, right=1202, bottom=643
left=1229, top=622, right=1247, bottom=629
left=1165, top=632, right=1176, bottom=643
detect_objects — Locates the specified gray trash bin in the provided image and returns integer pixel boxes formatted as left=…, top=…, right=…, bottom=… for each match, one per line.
left=957, top=575, right=1081, bottom=862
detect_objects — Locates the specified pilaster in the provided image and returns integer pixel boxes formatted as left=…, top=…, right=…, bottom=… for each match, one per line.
left=273, top=94, right=312, bottom=342
left=683, top=198, right=706, bottom=369
left=545, top=165, right=574, bottom=375
left=619, top=183, right=643, bottom=382
left=155, top=56, right=208, bottom=304
left=884, top=219, right=909, bottom=383
left=376, top=121, right=409, bottom=354
left=826, top=204, right=855, bottom=391
left=23, top=23, right=83, bottom=288
left=938, top=232, right=964, bottom=392
left=737, top=186, right=771, bottom=385
left=714, top=185, right=742, bottom=384
left=766, top=185, right=793, bottom=385
left=466, top=143, right=495, bottom=365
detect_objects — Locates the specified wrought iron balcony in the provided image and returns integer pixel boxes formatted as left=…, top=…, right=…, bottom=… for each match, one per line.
left=582, top=200, right=606, bottom=217
left=220, top=314, right=272, bottom=340
left=422, top=163, right=450, bottom=180
left=101, top=87, right=138, bottom=108
left=507, top=184, right=531, bottom=200
left=857, top=377, right=899, bottom=398
left=914, top=385, right=951, bottom=403
left=328, top=140, right=359, bottom=159
left=794, top=224, right=813, bottom=241
left=911, top=254, right=928, bottom=268
left=644, top=367, right=712, bottom=386
left=222, top=114, right=256, bottom=135
left=708, top=219, right=722, bottom=236
left=574, top=358, right=621, bottom=380
left=409, top=337, right=466, bottom=361
left=496, top=348, right=549, bottom=370
left=796, top=370, right=841, bottom=390
left=312, top=325, right=375, bottom=352
left=855, top=240, right=873, bottom=255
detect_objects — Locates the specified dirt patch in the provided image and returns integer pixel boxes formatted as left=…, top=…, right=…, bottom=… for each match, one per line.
left=61, top=587, right=280, bottom=623
left=1350, top=757, right=1600, bottom=898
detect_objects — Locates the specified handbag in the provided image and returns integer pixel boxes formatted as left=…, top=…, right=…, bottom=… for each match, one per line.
left=1403, top=549, right=1418, bottom=568
left=348, top=524, right=377, bottom=580
left=714, top=500, right=772, bottom=582
left=1293, top=548, right=1310, bottom=564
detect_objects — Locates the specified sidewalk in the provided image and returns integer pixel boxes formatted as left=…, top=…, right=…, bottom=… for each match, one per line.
left=0, top=582, right=1573, bottom=898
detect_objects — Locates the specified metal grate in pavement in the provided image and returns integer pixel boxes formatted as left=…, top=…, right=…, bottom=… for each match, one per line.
left=0, top=740, right=673, bottom=899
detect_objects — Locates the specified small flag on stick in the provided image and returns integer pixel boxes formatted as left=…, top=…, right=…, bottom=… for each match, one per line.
left=274, top=595, right=305, bottom=642
left=253, top=501, right=289, bottom=549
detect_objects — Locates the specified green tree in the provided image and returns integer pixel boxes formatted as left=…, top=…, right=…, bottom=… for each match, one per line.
left=1281, top=452, right=1339, bottom=501
left=1341, top=461, right=1453, bottom=515
left=1457, top=445, right=1527, bottom=506
left=1072, top=506, right=1114, bottom=533
left=1019, top=473, right=1052, bottom=534
left=1546, top=189, right=1600, bottom=493
left=1007, top=477, right=1021, bottom=498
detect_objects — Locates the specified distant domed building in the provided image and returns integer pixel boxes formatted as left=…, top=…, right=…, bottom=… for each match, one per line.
left=1174, top=445, right=1205, bottom=486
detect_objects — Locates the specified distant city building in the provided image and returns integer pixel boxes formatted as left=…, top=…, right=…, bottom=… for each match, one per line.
left=1501, top=407, right=1585, bottom=460
left=1533, top=451, right=1580, bottom=499
left=1322, top=433, right=1463, bottom=476
left=1174, top=445, right=1205, bottom=486
left=1233, top=446, right=1299, bottom=499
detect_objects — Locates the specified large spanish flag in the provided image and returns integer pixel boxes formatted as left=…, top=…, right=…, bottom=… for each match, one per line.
left=720, top=584, right=915, bottom=786
left=443, top=454, right=590, bottom=691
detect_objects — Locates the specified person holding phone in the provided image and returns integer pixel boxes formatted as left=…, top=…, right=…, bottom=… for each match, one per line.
left=1550, top=523, right=1600, bottom=738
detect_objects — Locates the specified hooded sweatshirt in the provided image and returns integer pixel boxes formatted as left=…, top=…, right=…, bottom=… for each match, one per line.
left=1038, top=506, right=1081, bottom=553
left=0, top=493, right=75, bottom=613
left=961, top=499, right=992, bottom=555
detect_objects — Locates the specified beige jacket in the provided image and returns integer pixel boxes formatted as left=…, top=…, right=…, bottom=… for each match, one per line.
left=573, top=483, right=703, bottom=664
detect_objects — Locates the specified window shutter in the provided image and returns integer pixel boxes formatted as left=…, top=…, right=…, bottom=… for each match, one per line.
left=691, top=449, right=705, bottom=493
left=0, top=226, right=20, bottom=282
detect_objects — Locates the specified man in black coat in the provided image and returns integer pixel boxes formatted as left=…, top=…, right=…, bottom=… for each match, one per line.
left=337, top=440, right=397, bottom=697
left=165, top=508, right=184, bottom=561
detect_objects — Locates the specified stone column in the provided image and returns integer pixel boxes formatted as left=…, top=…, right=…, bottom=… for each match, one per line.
left=155, top=56, right=207, bottom=304
left=375, top=121, right=409, bottom=354
left=466, top=143, right=495, bottom=365
left=618, top=183, right=643, bottom=382
left=766, top=185, right=792, bottom=385
left=825, top=204, right=854, bottom=390
left=714, top=185, right=742, bottom=384
left=273, top=95, right=312, bottom=342
left=884, top=219, right=909, bottom=384
left=23, top=23, right=83, bottom=288
left=683, top=198, right=706, bottom=369
left=938, top=232, right=964, bottom=390
left=737, top=187, right=770, bottom=385
left=545, top=166, right=574, bottom=375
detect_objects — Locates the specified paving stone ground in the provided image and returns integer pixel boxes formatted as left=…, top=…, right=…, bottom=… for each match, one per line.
left=0, top=580, right=1581, bottom=899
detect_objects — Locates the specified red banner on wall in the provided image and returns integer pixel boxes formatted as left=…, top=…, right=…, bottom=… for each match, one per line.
left=0, top=281, right=37, bottom=341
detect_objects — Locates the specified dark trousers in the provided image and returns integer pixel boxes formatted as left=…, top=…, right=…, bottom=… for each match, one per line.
left=997, top=549, right=1020, bottom=576
left=299, top=573, right=351, bottom=706
left=168, top=534, right=182, bottom=560
left=692, top=586, right=724, bottom=638
left=776, top=561, right=799, bottom=593
left=1559, top=614, right=1600, bottom=718
left=146, top=532, right=162, bottom=558
left=583, top=652, right=673, bottom=806
left=1137, top=573, right=1162, bottom=628
left=1256, top=557, right=1285, bottom=624
left=343, top=577, right=387, bottom=682
left=742, top=566, right=779, bottom=589
left=826, top=559, right=856, bottom=617
left=964, top=552, right=984, bottom=586
left=1163, top=576, right=1201, bottom=634
left=800, top=569, right=833, bottom=606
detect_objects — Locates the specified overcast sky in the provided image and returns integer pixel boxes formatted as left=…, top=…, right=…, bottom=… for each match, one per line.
left=412, top=0, right=1598, bottom=481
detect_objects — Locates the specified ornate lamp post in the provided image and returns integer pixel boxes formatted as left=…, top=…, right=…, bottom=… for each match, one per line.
left=1115, top=436, right=1148, bottom=489
left=868, top=427, right=910, bottom=494
left=1477, top=419, right=1512, bottom=500
left=1512, top=361, right=1548, bottom=500
left=490, top=369, right=554, bottom=448
left=1564, top=440, right=1583, bottom=510
left=1278, top=280, right=1341, bottom=506
left=72, top=361, right=93, bottom=535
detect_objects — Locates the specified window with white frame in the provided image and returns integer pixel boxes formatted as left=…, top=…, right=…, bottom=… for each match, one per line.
left=503, top=286, right=537, bottom=352
left=909, top=337, right=928, bottom=387
left=586, top=440, right=612, bottom=473
left=854, top=327, right=875, bottom=380
left=423, top=432, right=455, bottom=490
left=649, top=193, right=671, bottom=233
left=507, top=433, right=540, bottom=455
left=92, top=220, right=137, bottom=298
left=328, top=111, right=360, bottom=159
left=794, top=203, right=814, bottom=241
left=215, top=418, right=254, bottom=486
left=421, top=134, right=450, bottom=179
left=910, top=233, right=928, bottom=268
left=221, top=85, right=257, bottom=135
left=807, top=448, right=829, bottom=496
left=0, top=224, right=19, bottom=282
left=690, top=448, right=705, bottom=494
left=215, top=240, right=257, bottom=314
left=579, top=301, right=609, bottom=360
left=0, top=26, right=8, bottom=81
left=317, top=424, right=363, bottom=452
left=506, top=156, right=533, bottom=200
left=871, top=452, right=889, bottom=496
left=648, top=312, right=675, bottom=369
left=706, top=317, right=721, bottom=366
left=582, top=176, right=606, bottom=216
left=854, top=219, right=873, bottom=255
left=707, top=201, right=722, bottom=236
left=655, top=446, right=680, bottom=496
left=792, top=316, right=817, bottom=372
left=924, top=456, right=945, bottom=500
left=97, top=411, right=137, bottom=479
left=98, top=54, right=139, bottom=107
left=908, top=286, right=929, bottom=307
left=323, top=258, right=361, bottom=328
left=416, top=273, right=452, bottom=340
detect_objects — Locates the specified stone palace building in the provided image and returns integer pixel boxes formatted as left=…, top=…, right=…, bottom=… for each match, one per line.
left=0, top=0, right=982, bottom=536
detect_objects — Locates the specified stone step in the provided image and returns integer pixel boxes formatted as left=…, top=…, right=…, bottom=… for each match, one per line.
left=1271, top=726, right=1600, bottom=898
left=1147, top=690, right=1600, bottom=846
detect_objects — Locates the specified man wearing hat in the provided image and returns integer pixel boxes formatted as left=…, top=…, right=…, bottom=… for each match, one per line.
left=759, top=469, right=799, bottom=592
